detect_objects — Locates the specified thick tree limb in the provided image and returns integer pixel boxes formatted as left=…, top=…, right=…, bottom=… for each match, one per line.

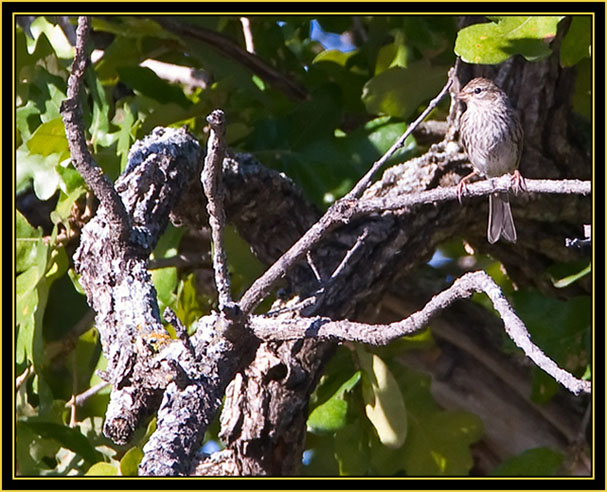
left=74, top=127, right=202, bottom=448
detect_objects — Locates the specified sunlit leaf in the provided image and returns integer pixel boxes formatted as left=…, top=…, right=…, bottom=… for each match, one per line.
left=455, top=16, right=564, bottom=64
left=357, top=348, right=407, bottom=449
left=28, top=16, right=75, bottom=59
left=85, top=462, right=119, bottom=476
left=307, top=371, right=361, bottom=434
left=27, top=117, right=68, bottom=155
left=120, top=447, right=144, bottom=476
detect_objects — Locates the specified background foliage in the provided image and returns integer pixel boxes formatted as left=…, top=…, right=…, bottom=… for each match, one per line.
left=15, top=15, right=591, bottom=476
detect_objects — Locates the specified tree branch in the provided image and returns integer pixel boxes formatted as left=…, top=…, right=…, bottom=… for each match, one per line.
left=237, top=172, right=590, bottom=315
left=247, top=271, right=590, bottom=396
left=201, top=109, right=233, bottom=312
left=60, top=16, right=130, bottom=242
left=358, top=177, right=591, bottom=215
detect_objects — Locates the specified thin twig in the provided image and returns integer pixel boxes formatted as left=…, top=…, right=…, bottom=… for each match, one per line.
left=249, top=271, right=591, bottom=396
left=60, top=16, right=130, bottom=241
left=330, top=228, right=369, bottom=281
left=345, top=68, right=454, bottom=199
left=240, top=17, right=255, bottom=54
left=306, top=251, right=324, bottom=284
left=16, top=366, right=33, bottom=390
left=70, top=353, right=78, bottom=426
left=202, top=110, right=233, bottom=312
left=65, top=381, right=110, bottom=409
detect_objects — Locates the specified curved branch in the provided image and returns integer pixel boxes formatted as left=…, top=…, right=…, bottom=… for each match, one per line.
left=60, top=16, right=130, bottom=241
left=249, top=271, right=591, bottom=396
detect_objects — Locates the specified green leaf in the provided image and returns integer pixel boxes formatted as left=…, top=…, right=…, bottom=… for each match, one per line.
left=120, top=447, right=144, bottom=476
left=404, top=409, right=484, bottom=475
left=16, top=211, right=49, bottom=366
left=307, top=397, right=348, bottom=435
left=16, top=145, right=63, bottom=200
left=375, top=33, right=411, bottom=72
left=491, top=447, right=563, bottom=476
left=571, top=57, right=591, bottom=120
left=335, top=117, right=416, bottom=180
left=176, top=273, right=213, bottom=329
left=45, top=246, right=69, bottom=283
left=551, top=262, right=591, bottom=288
left=16, top=100, right=42, bottom=144
left=512, top=290, right=590, bottom=403
left=112, top=102, right=137, bottom=171
left=334, top=419, right=372, bottom=475
left=87, top=67, right=115, bottom=149
left=151, top=267, right=178, bottom=311
left=299, top=89, right=343, bottom=143
left=16, top=272, right=41, bottom=364
left=309, top=51, right=367, bottom=114
left=19, top=420, right=103, bottom=464
left=43, top=273, right=90, bottom=344
left=357, top=348, right=407, bottom=449
left=362, top=61, right=448, bottom=119
left=303, top=433, right=340, bottom=475
left=307, top=371, right=361, bottom=434
left=52, top=170, right=86, bottom=227
left=309, top=345, right=357, bottom=408
left=312, top=48, right=358, bottom=67
left=455, top=16, right=564, bottom=64
left=394, top=366, right=484, bottom=475
left=20, top=66, right=67, bottom=125
left=223, top=225, right=265, bottom=296
left=19, top=116, right=69, bottom=200
left=16, top=211, right=47, bottom=273
left=560, top=16, right=592, bottom=67
left=28, top=16, right=75, bottom=59
left=85, top=462, right=119, bottom=476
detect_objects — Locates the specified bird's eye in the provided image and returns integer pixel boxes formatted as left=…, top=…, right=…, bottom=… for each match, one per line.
left=474, top=87, right=482, bottom=94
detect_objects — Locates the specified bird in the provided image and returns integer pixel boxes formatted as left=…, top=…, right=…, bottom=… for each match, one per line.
left=457, top=77, right=525, bottom=244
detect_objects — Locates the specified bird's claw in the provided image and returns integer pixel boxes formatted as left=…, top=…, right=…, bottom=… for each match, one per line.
left=456, top=181, right=467, bottom=204
left=511, top=170, right=527, bottom=195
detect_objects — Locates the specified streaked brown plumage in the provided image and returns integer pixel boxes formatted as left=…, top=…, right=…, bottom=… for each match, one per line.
left=457, top=77, right=524, bottom=244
